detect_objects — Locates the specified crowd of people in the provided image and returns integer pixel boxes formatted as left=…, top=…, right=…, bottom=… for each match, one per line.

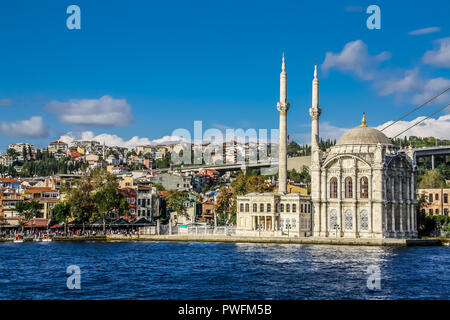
left=0, top=228, right=141, bottom=239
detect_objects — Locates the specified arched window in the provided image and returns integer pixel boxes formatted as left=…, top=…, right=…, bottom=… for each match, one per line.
left=360, top=177, right=369, bottom=199
left=245, top=203, right=249, bottom=212
left=300, top=204, right=304, bottom=212
left=344, top=210, right=353, bottom=230
left=286, top=204, right=290, bottom=212
left=345, top=177, right=353, bottom=198
left=360, top=210, right=369, bottom=231
left=330, top=177, right=338, bottom=198
left=260, top=203, right=264, bottom=212
left=252, top=204, right=257, bottom=212
left=267, top=203, right=271, bottom=213
left=292, top=204, right=296, bottom=213
left=240, top=203, right=244, bottom=212
left=329, top=210, right=338, bottom=230
left=280, top=204, right=284, bottom=212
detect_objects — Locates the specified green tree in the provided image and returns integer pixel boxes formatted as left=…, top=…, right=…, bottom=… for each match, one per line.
left=53, top=201, right=71, bottom=235
left=215, top=186, right=234, bottom=225
left=93, top=182, right=128, bottom=232
left=66, top=177, right=95, bottom=233
left=436, top=163, right=450, bottom=182
left=6, top=148, right=17, bottom=159
left=287, top=141, right=301, bottom=157
left=166, top=190, right=188, bottom=222
left=152, top=183, right=166, bottom=191
left=418, top=169, right=446, bottom=189
left=15, top=200, right=41, bottom=232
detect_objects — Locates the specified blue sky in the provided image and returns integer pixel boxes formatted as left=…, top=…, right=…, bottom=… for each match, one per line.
left=0, top=0, right=449, bottom=151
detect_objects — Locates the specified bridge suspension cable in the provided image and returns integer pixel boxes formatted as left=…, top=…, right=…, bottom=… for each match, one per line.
left=380, top=87, right=449, bottom=132
left=391, top=103, right=450, bottom=139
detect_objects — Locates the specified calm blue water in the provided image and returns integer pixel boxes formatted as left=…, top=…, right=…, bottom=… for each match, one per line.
left=0, top=242, right=449, bottom=300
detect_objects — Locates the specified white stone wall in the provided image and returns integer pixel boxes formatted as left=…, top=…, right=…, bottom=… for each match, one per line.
left=311, top=144, right=418, bottom=239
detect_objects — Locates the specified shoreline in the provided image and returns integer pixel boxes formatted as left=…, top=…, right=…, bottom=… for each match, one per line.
left=1, top=235, right=444, bottom=246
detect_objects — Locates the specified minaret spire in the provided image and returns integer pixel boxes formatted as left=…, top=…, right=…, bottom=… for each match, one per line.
left=310, top=63, right=321, bottom=150
left=277, top=53, right=290, bottom=194
left=310, top=62, right=323, bottom=237
left=314, top=61, right=318, bottom=79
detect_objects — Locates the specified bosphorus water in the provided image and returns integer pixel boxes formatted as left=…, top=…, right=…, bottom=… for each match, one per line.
left=0, top=242, right=448, bottom=300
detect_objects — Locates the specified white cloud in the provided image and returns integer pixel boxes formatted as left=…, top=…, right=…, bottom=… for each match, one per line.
left=408, top=27, right=440, bottom=35
left=59, top=131, right=186, bottom=149
left=152, top=135, right=187, bottom=144
left=320, top=122, right=350, bottom=141
left=376, top=114, right=450, bottom=139
left=321, top=40, right=391, bottom=80
left=377, top=68, right=423, bottom=96
left=0, top=98, right=12, bottom=106
left=293, top=115, right=450, bottom=145
left=0, top=116, right=48, bottom=138
left=422, top=37, right=450, bottom=68
left=412, top=77, right=450, bottom=105
left=322, top=40, right=450, bottom=105
left=45, top=95, right=134, bottom=127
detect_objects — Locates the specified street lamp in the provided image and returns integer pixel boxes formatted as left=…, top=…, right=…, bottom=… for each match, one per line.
left=334, top=224, right=340, bottom=238
left=257, top=223, right=262, bottom=237
left=286, top=223, right=291, bottom=237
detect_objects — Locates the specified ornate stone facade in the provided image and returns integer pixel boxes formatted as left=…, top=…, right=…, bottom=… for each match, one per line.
left=237, top=60, right=418, bottom=239
left=312, top=139, right=418, bottom=238
left=237, top=193, right=312, bottom=237
left=310, top=81, right=419, bottom=239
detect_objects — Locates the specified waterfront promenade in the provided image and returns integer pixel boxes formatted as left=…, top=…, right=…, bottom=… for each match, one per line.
left=39, top=234, right=444, bottom=246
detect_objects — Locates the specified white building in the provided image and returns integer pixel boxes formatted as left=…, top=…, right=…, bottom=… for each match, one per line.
left=236, top=55, right=312, bottom=237
left=236, top=57, right=418, bottom=239
left=8, top=143, right=34, bottom=155
left=309, top=65, right=418, bottom=239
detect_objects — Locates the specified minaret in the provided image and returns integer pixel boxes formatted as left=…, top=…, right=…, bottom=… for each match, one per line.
left=309, top=63, right=321, bottom=151
left=309, top=63, right=323, bottom=237
left=277, top=53, right=290, bottom=194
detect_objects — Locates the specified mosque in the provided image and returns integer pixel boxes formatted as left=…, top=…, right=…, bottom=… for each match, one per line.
left=236, top=55, right=418, bottom=239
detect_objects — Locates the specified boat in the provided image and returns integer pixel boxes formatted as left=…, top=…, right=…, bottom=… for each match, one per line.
left=42, top=234, right=53, bottom=242
left=14, top=235, right=24, bottom=243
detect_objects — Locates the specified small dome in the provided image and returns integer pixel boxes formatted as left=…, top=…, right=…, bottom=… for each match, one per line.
left=336, top=126, right=392, bottom=146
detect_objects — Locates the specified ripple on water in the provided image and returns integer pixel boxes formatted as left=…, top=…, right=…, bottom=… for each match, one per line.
left=0, top=242, right=449, bottom=299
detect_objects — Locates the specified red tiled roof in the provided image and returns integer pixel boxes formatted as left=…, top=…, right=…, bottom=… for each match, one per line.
left=24, top=218, right=49, bottom=228
left=0, top=178, right=19, bottom=183
left=157, top=191, right=168, bottom=198
left=49, top=140, right=67, bottom=145
left=24, top=187, right=57, bottom=193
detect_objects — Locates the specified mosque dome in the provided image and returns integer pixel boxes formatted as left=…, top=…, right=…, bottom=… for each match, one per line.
left=335, top=113, right=393, bottom=146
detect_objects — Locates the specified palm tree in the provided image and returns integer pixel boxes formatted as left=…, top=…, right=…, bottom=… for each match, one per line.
left=14, top=200, right=40, bottom=233
left=14, top=201, right=27, bottom=233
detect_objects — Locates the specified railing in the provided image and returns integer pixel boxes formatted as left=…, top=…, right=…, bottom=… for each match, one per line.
left=185, top=226, right=237, bottom=236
